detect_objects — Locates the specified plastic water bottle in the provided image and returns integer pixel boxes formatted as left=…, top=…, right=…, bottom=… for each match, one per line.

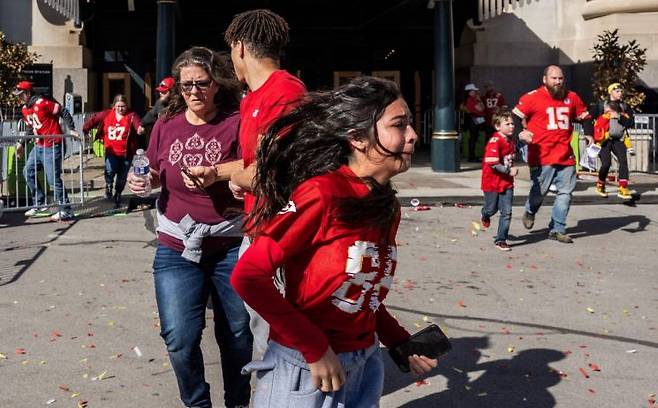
left=132, top=149, right=151, bottom=197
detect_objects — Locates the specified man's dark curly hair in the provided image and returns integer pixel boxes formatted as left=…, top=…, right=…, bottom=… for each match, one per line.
left=224, top=9, right=289, bottom=60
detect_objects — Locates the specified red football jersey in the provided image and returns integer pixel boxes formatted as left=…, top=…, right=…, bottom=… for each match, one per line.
left=101, top=109, right=140, bottom=157
left=465, top=95, right=485, bottom=119
left=232, top=166, right=410, bottom=363
left=239, top=70, right=306, bottom=213
left=481, top=132, right=515, bottom=192
left=483, top=90, right=506, bottom=126
left=513, top=86, right=587, bottom=166
left=21, top=97, right=63, bottom=147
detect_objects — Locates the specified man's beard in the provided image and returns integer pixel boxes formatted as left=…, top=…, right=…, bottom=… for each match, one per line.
left=547, top=84, right=567, bottom=100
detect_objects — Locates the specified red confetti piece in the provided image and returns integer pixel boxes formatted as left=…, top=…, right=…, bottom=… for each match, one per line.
left=87, top=332, right=94, bottom=337
left=530, top=265, right=538, bottom=270
left=501, top=328, right=511, bottom=334
left=415, top=379, right=429, bottom=386
left=51, top=330, right=62, bottom=338
left=579, top=368, right=590, bottom=379
left=564, top=350, right=572, bottom=355
left=588, top=388, right=596, bottom=394
left=15, top=348, right=26, bottom=355
left=403, top=280, right=416, bottom=289
left=506, top=264, right=513, bottom=269
left=58, top=385, right=70, bottom=392
left=457, top=300, right=466, bottom=308
left=588, top=363, right=601, bottom=371
left=578, top=345, right=588, bottom=349
left=415, top=205, right=431, bottom=211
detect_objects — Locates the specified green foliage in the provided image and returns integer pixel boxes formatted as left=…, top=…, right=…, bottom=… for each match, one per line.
left=0, top=31, right=39, bottom=107
left=592, top=29, right=647, bottom=110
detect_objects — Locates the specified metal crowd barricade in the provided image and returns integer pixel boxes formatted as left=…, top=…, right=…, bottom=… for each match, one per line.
left=0, top=119, right=87, bottom=214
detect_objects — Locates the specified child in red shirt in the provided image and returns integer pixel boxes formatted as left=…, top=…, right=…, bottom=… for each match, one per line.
left=231, top=77, right=437, bottom=407
left=481, top=109, right=518, bottom=251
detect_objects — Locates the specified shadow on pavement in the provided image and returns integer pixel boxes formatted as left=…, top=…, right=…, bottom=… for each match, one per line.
left=511, top=214, right=650, bottom=247
left=383, top=336, right=565, bottom=408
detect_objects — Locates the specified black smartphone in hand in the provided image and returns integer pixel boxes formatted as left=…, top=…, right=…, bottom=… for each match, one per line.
left=389, top=324, right=452, bottom=373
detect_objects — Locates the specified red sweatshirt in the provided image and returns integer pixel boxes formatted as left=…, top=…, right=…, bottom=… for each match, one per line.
left=231, top=165, right=410, bottom=363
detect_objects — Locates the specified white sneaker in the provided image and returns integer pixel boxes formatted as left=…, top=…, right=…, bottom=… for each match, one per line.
left=50, top=210, right=74, bottom=222
left=24, top=206, right=49, bottom=217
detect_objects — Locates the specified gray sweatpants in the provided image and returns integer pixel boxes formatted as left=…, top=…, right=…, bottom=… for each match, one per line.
left=242, top=340, right=384, bottom=408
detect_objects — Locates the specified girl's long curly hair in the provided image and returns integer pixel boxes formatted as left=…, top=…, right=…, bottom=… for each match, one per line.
left=162, top=46, right=242, bottom=120
left=247, top=76, right=405, bottom=234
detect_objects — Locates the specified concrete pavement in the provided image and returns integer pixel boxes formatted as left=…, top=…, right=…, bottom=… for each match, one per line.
left=1, top=154, right=657, bottom=407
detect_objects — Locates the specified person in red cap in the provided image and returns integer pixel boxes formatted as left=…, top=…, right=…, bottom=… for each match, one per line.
left=13, top=80, right=78, bottom=221
left=138, top=76, right=174, bottom=135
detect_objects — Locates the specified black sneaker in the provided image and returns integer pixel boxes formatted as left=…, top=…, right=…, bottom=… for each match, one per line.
left=105, top=186, right=113, bottom=201
left=495, top=241, right=512, bottom=251
left=522, top=212, right=535, bottom=230
left=548, top=231, right=573, bottom=243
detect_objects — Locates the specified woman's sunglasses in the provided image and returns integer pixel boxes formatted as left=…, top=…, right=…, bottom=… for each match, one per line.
left=180, top=80, right=213, bottom=93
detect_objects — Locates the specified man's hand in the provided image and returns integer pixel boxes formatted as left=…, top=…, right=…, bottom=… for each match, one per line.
left=308, top=347, right=346, bottom=392
left=137, top=126, right=145, bottom=135
left=183, top=166, right=217, bottom=190
left=583, top=135, right=594, bottom=145
left=69, top=130, right=80, bottom=139
left=518, top=130, right=533, bottom=144
left=408, top=354, right=438, bottom=376
left=510, top=167, right=519, bottom=177
left=228, top=180, right=245, bottom=200
left=15, top=143, right=24, bottom=159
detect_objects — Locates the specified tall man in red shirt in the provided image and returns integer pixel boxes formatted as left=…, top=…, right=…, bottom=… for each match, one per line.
left=513, top=65, right=590, bottom=243
left=224, top=9, right=307, bottom=353
left=14, top=81, right=79, bottom=221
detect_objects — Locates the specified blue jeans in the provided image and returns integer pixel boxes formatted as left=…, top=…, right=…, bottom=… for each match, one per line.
left=482, top=188, right=513, bottom=243
left=525, top=165, right=576, bottom=234
left=105, top=152, right=131, bottom=197
left=23, top=143, right=69, bottom=210
left=243, top=340, right=383, bottom=408
left=153, top=244, right=253, bottom=408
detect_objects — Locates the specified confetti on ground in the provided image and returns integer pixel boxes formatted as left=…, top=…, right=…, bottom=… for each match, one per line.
left=91, top=370, right=108, bottom=381
left=133, top=346, right=143, bottom=357
left=588, top=388, right=596, bottom=394
left=415, top=379, right=430, bottom=387
left=588, top=363, right=601, bottom=371
left=0, top=353, right=7, bottom=359
left=77, top=401, right=88, bottom=408
left=507, top=345, right=515, bottom=353
left=46, top=399, right=56, bottom=405
left=58, top=385, right=70, bottom=392
left=15, top=348, right=26, bottom=355
left=586, top=307, right=595, bottom=314
left=457, top=300, right=466, bottom=308
left=626, top=349, right=637, bottom=354
left=579, top=368, right=590, bottom=379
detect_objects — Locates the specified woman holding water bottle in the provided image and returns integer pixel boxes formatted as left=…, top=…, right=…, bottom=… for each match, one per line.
left=127, top=46, right=252, bottom=408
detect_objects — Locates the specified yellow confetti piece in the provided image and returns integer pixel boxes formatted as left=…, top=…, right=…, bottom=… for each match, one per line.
left=82, top=373, right=88, bottom=379
left=79, top=358, right=88, bottom=364
left=471, top=221, right=482, bottom=231
left=507, top=345, right=515, bottom=353
left=21, top=360, right=30, bottom=365
left=108, top=321, right=116, bottom=327
left=422, top=315, right=431, bottom=322
left=0, top=353, right=7, bottom=359
left=40, top=360, right=47, bottom=365
left=113, top=305, right=127, bottom=310
left=623, top=309, right=630, bottom=316
left=586, top=307, right=595, bottom=314
left=414, top=322, right=422, bottom=329
left=71, top=392, right=80, bottom=398
left=162, top=362, right=169, bottom=367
